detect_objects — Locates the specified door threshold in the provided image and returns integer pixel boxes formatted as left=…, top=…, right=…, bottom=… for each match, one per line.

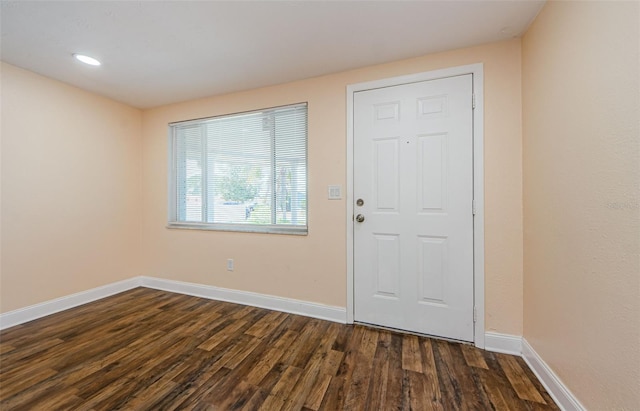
left=354, top=321, right=474, bottom=345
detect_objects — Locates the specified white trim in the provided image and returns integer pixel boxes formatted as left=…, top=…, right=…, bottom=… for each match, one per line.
left=346, top=76, right=355, bottom=324
left=0, top=276, right=347, bottom=330
left=140, top=276, right=347, bottom=324
left=0, top=277, right=142, bottom=330
left=522, top=338, right=586, bottom=411
left=345, top=63, right=486, bottom=348
left=470, top=65, right=485, bottom=349
left=484, top=332, right=523, bottom=355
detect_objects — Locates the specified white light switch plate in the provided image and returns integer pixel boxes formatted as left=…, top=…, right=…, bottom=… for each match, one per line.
left=328, top=185, right=342, bottom=200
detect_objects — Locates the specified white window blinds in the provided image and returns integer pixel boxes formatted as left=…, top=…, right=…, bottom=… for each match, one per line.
left=169, top=103, right=307, bottom=234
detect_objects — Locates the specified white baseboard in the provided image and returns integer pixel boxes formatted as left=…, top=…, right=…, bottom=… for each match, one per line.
left=484, top=332, right=523, bottom=355
left=140, top=276, right=347, bottom=324
left=522, top=338, right=585, bottom=411
left=0, top=277, right=142, bottom=330
left=0, top=276, right=346, bottom=330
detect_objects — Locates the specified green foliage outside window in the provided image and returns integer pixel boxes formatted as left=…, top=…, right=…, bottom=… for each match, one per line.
left=220, top=166, right=260, bottom=203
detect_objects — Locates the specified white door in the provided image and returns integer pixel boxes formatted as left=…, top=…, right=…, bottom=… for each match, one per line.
left=353, top=74, right=474, bottom=342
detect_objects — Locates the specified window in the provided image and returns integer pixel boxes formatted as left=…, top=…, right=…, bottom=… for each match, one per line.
left=168, top=103, right=307, bottom=234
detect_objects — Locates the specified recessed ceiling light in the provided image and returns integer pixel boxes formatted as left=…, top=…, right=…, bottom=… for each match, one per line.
left=73, top=54, right=101, bottom=66
left=499, top=27, right=515, bottom=37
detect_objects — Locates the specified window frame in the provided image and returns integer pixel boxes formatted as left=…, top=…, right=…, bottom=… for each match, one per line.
left=167, top=103, right=308, bottom=235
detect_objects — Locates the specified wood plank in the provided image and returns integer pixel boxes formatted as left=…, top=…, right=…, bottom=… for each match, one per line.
left=318, top=325, right=365, bottom=411
left=196, top=320, right=248, bottom=351
left=169, top=366, right=232, bottom=411
left=211, top=378, right=258, bottom=410
left=497, top=353, right=547, bottom=404
left=286, top=319, right=331, bottom=369
left=236, top=326, right=299, bottom=388
left=364, top=330, right=391, bottom=409
left=115, top=378, right=178, bottom=410
left=460, top=343, right=489, bottom=369
left=330, top=324, right=353, bottom=352
left=516, top=355, right=559, bottom=407
left=476, top=368, right=526, bottom=411
left=419, top=337, right=443, bottom=409
left=281, top=322, right=341, bottom=411
left=258, top=366, right=303, bottom=410
left=320, top=349, right=344, bottom=377
left=406, top=369, right=444, bottom=411
left=219, top=334, right=262, bottom=369
left=0, top=343, right=15, bottom=355
left=343, top=326, right=378, bottom=409
left=153, top=367, right=230, bottom=411
left=445, top=341, right=492, bottom=411
left=2, top=385, right=82, bottom=411
left=244, top=346, right=286, bottom=386
left=303, top=373, right=332, bottom=410
left=383, top=331, right=404, bottom=410
left=0, top=338, right=64, bottom=372
left=402, top=334, right=422, bottom=372
left=0, top=367, right=58, bottom=402
left=480, top=350, right=531, bottom=411
left=0, top=338, right=64, bottom=383
left=317, top=376, right=346, bottom=411
left=432, top=339, right=463, bottom=411
left=244, top=310, right=287, bottom=338
left=241, top=388, right=270, bottom=411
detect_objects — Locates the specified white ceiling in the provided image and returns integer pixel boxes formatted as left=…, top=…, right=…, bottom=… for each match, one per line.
left=1, top=1, right=544, bottom=109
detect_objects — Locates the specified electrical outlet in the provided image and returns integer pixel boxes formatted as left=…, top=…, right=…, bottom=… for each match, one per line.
left=227, top=259, right=234, bottom=271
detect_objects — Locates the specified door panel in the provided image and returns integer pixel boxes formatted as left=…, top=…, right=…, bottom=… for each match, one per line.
left=418, top=133, right=447, bottom=212
left=353, top=74, right=474, bottom=342
left=373, top=138, right=399, bottom=211
left=417, top=235, right=447, bottom=305
left=373, top=234, right=400, bottom=298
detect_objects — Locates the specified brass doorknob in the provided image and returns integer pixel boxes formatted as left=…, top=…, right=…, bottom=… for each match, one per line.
left=355, top=214, right=365, bottom=223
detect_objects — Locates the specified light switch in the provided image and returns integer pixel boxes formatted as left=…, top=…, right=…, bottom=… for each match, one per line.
left=328, top=185, right=342, bottom=200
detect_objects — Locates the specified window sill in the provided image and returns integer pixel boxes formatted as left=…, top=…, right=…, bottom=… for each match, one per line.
left=166, top=222, right=308, bottom=236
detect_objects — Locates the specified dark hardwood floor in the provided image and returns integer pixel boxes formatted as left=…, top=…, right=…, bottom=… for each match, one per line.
left=0, top=288, right=558, bottom=410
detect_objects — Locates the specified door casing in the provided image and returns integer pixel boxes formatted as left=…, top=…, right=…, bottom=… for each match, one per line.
left=346, top=63, right=485, bottom=349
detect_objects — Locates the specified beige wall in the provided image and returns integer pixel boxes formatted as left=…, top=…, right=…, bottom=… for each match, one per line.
left=522, top=1, right=640, bottom=409
left=142, top=39, right=524, bottom=335
left=0, top=63, right=143, bottom=312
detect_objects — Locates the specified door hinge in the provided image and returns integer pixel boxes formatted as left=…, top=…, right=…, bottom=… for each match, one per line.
left=473, top=307, right=477, bottom=323
left=472, top=200, right=477, bottom=215
left=472, top=93, right=476, bottom=109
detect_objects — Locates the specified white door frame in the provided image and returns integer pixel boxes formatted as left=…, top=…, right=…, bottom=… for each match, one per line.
left=346, top=63, right=485, bottom=349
